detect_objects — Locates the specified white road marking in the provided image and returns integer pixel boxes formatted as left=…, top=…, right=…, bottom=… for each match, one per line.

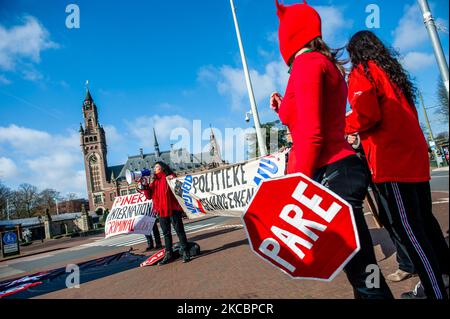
left=80, top=223, right=216, bottom=248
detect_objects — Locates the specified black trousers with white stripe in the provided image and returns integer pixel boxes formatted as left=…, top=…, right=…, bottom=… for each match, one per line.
left=374, top=181, right=449, bottom=299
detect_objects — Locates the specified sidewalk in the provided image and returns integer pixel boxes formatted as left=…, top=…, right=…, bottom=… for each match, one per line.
left=0, top=215, right=217, bottom=263
left=433, top=166, right=449, bottom=172
left=0, top=234, right=103, bottom=263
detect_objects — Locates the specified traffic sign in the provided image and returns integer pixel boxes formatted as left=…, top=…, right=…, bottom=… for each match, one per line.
left=242, top=173, right=360, bottom=281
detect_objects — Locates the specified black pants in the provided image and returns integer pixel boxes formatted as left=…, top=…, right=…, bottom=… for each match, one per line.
left=370, top=181, right=416, bottom=273
left=358, top=149, right=416, bottom=274
left=374, top=181, right=449, bottom=299
left=314, top=155, right=393, bottom=299
left=159, top=210, right=189, bottom=254
left=146, top=219, right=162, bottom=247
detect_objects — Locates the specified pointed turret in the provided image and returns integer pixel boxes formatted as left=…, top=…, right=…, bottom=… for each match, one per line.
left=153, top=128, right=161, bottom=158
left=209, top=125, right=222, bottom=166
left=85, top=88, right=93, bottom=101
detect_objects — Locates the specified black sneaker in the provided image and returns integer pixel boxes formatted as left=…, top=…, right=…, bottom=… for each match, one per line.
left=158, top=253, right=173, bottom=266
left=155, top=244, right=163, bottom=250
left=182, top=252, right=191, bottom=263
left=401, top=282, right=427, bottom=299
left=145, top=244, right=154, bottom=252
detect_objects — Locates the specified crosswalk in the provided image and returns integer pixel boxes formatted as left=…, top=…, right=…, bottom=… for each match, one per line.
left=79, top=222, right=216, bottom=248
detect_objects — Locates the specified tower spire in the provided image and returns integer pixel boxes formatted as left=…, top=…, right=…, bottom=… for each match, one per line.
left=85, top=80, right=92, bottom=101
left=209, top=125, right=222, bottom=166
left=153, top=128, right=161, bottom=158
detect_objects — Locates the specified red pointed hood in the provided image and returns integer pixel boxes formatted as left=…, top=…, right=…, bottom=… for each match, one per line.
left=275, top=0, right=322, bottom=65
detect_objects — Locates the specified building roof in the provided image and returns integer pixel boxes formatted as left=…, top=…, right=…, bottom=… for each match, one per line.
left=107, top=164, right=125, bottom=181
left=113, top=148, right=212, bottom=181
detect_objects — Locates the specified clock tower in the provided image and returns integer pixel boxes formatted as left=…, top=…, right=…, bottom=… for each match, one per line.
left=80, top=85, right=108, bottom=210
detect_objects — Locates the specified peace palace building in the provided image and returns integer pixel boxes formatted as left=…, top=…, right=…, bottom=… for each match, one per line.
left=79, top=89, right=224, bottom=214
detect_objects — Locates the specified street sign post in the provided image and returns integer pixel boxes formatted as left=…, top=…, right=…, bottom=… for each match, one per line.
left=242, top=173, right=360, bottom=281
left=1, top=229, right=21, bottom=258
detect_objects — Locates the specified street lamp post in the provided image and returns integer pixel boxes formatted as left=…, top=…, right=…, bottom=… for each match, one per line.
left=229, top=0, right=267, bottom=156
left=419, top=91, right=441, bottom=168
left=417, top=0, right=449, bottom=99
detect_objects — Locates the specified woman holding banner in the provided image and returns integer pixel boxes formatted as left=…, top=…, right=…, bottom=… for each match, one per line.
left=270, top=0, right=392, bottom=299
left=148, top=161, right=191, bottom=264
left=345, top=30, right=448, bottom=299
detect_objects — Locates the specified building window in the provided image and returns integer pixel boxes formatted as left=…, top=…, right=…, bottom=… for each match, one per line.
left=94, top=194, right=103, bottom=204
left=110, top=192, right=115, bottom=201
left=129, top=188, right=136, bottom=194
left=89, top=154, right=102, bottom=192
left=120, top=190, right=128, bottom=196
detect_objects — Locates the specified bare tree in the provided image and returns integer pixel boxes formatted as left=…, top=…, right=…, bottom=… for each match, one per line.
left=65, top=193, right=78, bottom=201
left=35, top=188, right=61, bottom=215
left=0, top=180, right=11, bottom=219
left=435, top=79, right=449, bottom=123
left=18, top=183, right=39, bottom=218
left=9, top=190, right=26, bottom=219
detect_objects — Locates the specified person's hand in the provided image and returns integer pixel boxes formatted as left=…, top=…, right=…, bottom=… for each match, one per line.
left=270, top=92, right=283, bottom=113
left=346, top=134, right=357, bottom=145
left=346, top=134, right=360, bottom=147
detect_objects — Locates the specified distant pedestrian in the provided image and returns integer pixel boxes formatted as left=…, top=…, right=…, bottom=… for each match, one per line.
left=345, top=30, right=449, bottom=299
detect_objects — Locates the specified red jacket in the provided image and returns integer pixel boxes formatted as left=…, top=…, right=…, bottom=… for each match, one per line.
left=149, top=172, right=183, bottom=217
left=278, top=52, right=355, bottom=177
left=345, top=61, right=430, bottom=183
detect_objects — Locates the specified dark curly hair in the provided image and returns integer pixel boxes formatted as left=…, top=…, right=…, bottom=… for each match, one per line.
left=154, top=161, right=175, bottom=176
left=346, top=30, right=417, bottom=106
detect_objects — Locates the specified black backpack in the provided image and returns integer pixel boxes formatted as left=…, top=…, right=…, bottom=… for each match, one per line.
left=173, top=241, right=201, bottom=257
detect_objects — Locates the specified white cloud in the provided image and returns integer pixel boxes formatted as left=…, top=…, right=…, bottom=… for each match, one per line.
left=0, top=157, right=18, bottom=179
left=315, top=6, right=353, bottom=46
left=104, top=125, right=125, bottom=146
left=0, top=125, right=86, bottom=197
left=392, top=4, right=428, bottom=51
left=126, top=115, right=191, bottom=149
left=392, top=3, right=448, bottom=52
left=402, top=51, right=435, bottom=71
left=0, top=15, right=58, bottom=82
left=200, top=60, right=289, bottom=113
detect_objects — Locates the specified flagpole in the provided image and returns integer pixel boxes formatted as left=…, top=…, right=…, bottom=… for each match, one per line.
left=229, top=0, right=268, bottom=156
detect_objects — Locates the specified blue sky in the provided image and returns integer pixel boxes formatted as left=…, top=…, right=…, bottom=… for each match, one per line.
left=0, top=0, right=449, bottom=197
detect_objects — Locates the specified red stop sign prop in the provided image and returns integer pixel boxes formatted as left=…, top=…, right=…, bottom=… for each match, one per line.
left=242, top=173, right=360, bottom=281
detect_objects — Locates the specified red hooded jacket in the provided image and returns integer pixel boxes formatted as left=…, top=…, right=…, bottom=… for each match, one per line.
left=148, top=172, right=183, bottom=218
left=345, top=61, right=430, bottom=183
left=278, top=51, right=355, bottom=177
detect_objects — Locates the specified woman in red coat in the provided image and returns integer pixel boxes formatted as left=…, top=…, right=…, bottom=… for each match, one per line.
left=345, top=30, right=448, bottom=299
left=271, top=0, right=392, bottom=299
left=149, top=161, right=190, bottom=265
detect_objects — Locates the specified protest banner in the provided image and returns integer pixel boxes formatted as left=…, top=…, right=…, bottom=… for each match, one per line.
left=105, top=193, right=156, bottom=238
left=168, top=150, right=288, bottom=219
left=242, top=173, right=360, bottom=281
